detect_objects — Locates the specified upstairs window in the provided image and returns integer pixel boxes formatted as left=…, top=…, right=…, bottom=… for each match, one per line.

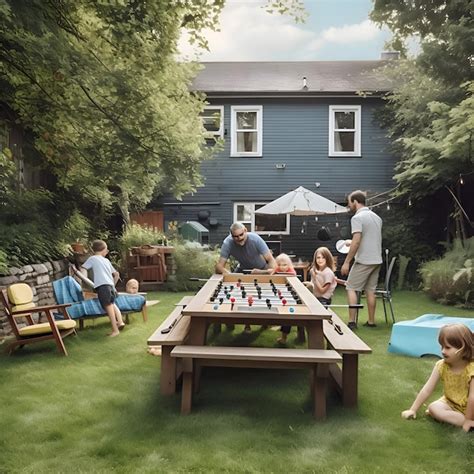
left=329, top=105, right=361, bottom=157
left=234, top=202, right=289, bottom=235
left=231, top=106, right=263, bottom=157
left=201, top=106, right=224, bottom=142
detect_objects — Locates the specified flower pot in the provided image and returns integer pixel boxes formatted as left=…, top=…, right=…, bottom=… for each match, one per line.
left=71, top=242, right=86, bottom=253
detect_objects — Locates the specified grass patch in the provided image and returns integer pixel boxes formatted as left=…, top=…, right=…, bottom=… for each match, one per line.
left=1, top=289, right=473, bottom=473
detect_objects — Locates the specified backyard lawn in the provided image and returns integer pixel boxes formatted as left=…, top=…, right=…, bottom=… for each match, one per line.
left=0, top=288, right=472, bottom=473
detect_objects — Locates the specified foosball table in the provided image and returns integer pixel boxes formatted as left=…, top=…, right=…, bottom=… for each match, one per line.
left=182, top=273, right=331, bottom=349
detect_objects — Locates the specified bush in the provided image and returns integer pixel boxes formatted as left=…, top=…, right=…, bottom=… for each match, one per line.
left=419, top=238, right=474, bottom=307
left=164, top=240, right=220, bottom=292
left=118, top=224, right=166, bottom=254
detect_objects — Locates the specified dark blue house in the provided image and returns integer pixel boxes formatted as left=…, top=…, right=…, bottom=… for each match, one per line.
left=159, top=56, right=397, bottom=260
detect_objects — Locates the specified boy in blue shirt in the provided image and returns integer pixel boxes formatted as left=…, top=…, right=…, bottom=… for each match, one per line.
left=82, top=240, right=125, bottom=337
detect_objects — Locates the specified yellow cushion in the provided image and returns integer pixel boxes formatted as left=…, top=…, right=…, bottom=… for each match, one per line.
left=12, top=302, right=36, bottom=313
left=18, top=319, right=77, bottom=336
left=7, top=283, right=33, bottom=305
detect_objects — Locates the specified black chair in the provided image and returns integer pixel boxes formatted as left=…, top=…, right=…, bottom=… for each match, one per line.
left=356, top=252, right=396, bottom=324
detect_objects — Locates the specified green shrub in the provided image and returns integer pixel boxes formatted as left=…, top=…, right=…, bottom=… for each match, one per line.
left=420, top=238, right=474, bottom=307
left=164, top=240, right=220, bottom=292
left=118, top=224, right=166, bottom=253
left=0, top=249, right=8, bottom=275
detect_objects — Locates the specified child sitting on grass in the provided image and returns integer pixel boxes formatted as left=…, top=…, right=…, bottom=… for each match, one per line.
left=402, top=323, right=474, bottom=432
left=82, top=239, right=125, bottom=337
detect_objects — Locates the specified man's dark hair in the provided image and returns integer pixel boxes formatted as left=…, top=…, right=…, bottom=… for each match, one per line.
left=349, top=190, right=366, bottom=205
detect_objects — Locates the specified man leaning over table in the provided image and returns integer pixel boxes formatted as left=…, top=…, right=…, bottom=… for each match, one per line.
left=215, top=222, right=276, bottom=333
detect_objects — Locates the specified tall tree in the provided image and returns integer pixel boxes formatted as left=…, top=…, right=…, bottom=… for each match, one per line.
left=370, top=0, right=473, bottom=240
left=0, top=0, right=305, bottom=226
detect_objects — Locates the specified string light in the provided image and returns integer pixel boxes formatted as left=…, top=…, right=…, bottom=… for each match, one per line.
left=459, top=174, right=464, bottom=185
left=408, top=198, right=412, bottom=207
left=386, top=203, right=391, bottom=211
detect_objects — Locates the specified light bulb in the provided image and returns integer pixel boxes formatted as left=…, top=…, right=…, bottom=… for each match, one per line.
left=386, top=203, right=391, bottom=211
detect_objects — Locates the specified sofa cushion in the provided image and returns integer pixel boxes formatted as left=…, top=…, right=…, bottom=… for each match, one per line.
left=18, top=319, right=77, bottom=336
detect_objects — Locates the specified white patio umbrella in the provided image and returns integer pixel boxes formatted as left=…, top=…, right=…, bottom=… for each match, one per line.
left=255, top=186, right=347, bottom=216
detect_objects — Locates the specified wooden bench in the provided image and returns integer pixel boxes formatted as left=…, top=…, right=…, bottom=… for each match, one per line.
left=322, top=310, right=372, bottom=407
left=147, top=296, right=193, bottom=395
left=171, top=345, right=341, bottom=419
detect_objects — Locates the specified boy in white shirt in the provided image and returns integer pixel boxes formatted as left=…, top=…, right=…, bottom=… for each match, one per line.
left=82, top=240, right=125, bottom=337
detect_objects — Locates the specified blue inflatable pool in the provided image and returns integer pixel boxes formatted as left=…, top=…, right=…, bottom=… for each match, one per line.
left=388, top=314, right=474, bottom=358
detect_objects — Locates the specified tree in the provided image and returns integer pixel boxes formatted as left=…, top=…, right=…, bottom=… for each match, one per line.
left=0, top=0, right=306, bottom=227
left=370, top=0, right=473, bottom=242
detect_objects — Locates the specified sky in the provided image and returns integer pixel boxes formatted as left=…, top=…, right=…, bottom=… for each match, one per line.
left=178, top=0, right=394, bottom=62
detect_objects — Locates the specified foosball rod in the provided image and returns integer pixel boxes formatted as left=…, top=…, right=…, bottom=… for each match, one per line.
left=324, top=304, right=364, bottom=309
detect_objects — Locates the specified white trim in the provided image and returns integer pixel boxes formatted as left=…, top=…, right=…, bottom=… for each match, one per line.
left=233, top=202, right=290, bottom=235
left=231, top=105, right=263, bottom=157
left=202, top=105, right=224, bottom=139
left=328, top=105, right=361, bottom=157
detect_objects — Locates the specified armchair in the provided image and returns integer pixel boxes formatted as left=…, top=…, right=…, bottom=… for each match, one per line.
left=0, top=283, right=76, bottom=356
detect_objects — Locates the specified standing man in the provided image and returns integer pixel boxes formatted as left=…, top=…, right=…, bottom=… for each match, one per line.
left=341, top=190, right=382, bottom=330
left=215, top=222, right=277, bottom=275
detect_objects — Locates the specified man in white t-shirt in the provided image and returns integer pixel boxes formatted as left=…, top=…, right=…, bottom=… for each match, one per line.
left=341, top=190, right=382, bottom=329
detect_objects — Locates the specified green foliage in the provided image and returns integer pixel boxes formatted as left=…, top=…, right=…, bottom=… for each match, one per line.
left=59, top=210, right=91, bottom=244
left=164, top=240, right=219, bottom=292
left=396, top=255, right=411, bottom=290
left=0, top=249, right=8, bottom=275
left=118, top=224, right=166, bottom=254
left=420, top=238, right=474, bottom=307
left=370, top=0, right=473, bottom=232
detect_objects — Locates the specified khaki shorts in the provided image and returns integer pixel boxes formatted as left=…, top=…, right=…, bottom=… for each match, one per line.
left=346, top=263, right=381, bottom=292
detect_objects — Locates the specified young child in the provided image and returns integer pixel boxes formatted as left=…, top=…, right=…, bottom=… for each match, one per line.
left=305, top=247, right=337, bottom=306
left=278, top=248, right=337, bottom=344
left=82, top=240, right=125, bottom=337
left=272, top=253, right=297, bottom=275
left=125, top=278, right=139, bottom=294
left=401, top=323, right=474, bottom=432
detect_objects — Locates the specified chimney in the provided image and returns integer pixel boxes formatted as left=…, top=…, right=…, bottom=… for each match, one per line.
left=380, top=51, right=400, bottom=60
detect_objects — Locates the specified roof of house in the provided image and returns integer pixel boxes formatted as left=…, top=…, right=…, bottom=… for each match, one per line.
left=192, top=61, right=393, bottom=96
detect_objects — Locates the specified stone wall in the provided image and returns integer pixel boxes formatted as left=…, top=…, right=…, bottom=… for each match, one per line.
left=0, top=259, right=69, bottom=338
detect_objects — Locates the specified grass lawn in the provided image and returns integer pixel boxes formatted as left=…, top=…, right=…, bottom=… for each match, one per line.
left=0, top=288, right=473, bottom=473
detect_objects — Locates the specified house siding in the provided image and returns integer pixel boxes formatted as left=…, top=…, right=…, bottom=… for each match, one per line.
left=159, top=96, right=395, bottom=260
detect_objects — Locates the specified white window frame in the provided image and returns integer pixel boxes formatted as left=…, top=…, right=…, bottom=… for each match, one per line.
left=233, top=202, right=290, bottom=235
left=202, top=105, right=224, bottom=139
left=231, top=105, right=263, bottom=157
left=329, top=105, right=361, bottom=157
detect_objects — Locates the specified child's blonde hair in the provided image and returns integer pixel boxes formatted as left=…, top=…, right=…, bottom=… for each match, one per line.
left=275, top=253, right=294, bottom=268
left=312, top=247, right=336, bottom=272
left=125, top=278, right=139, bottom=293
left=438, top=324, right=474, bottom=361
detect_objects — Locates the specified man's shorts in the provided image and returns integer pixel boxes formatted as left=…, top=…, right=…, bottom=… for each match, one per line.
left=346, top=263, right=381, bottom=292
left=96, top=284, right=117, bottom=309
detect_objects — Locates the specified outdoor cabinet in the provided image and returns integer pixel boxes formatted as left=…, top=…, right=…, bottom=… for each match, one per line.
left=179, top=221, right=209, bottom=245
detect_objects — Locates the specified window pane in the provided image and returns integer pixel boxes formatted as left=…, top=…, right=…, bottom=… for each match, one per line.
left=237, top=131, right=257, bottom=152
left=236, top=112, right=257, bottom=130
left=255, top=214, right=286, bottom=232
left=201, top=110, right=221, bottom=132
left=335, top=111, right=355, bottom=129
left=334, top=131, right=355, bottom=152
left=237, top=204, right=253, bottom=221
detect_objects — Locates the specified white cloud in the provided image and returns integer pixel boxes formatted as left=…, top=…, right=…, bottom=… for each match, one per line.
left=178, top=3, right=387, bottom=61
left=321, top=19, right=381, bottom=44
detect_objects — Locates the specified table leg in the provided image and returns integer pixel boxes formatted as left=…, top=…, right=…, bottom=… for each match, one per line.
left=181, top=369, right=193, bottom=415
left=312, top=363, right=328, bottom=420
left=342, top=354, right=359, bottom=407
left=160, top=345, right=176, bottom=395
left=306, top=320, right=324, bottom=349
